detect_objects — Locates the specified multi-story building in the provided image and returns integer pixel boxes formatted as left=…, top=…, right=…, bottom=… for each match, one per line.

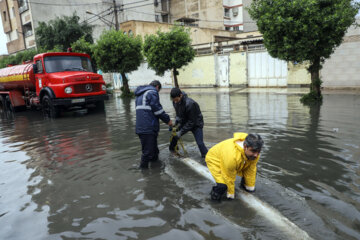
left=169, top=0, right=257, bottom=32
left=223, top=0, right=257, bottom=32
left=0, top=0, right=172, bottom=55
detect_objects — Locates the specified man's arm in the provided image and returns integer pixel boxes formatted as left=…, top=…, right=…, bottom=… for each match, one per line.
left=242, top=163, right=257, bottom=192
left=149, top=91, right=170, bottom=124
left=178, top=102, right=199, bottom=135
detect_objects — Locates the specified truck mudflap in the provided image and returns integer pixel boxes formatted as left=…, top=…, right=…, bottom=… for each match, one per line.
left=52, top=94, right=109, bottom=106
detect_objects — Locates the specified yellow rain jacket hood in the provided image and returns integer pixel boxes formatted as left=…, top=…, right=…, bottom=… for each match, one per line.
left=205, top=132, right=260, bottom=197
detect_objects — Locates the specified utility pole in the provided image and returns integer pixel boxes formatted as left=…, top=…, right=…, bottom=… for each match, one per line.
left=113, top=0, right=119, bottom=30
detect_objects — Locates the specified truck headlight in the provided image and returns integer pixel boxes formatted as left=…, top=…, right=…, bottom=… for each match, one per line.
left=102, top=84, right=106, bottom=91
left=65, top=87, right=73, bottom=94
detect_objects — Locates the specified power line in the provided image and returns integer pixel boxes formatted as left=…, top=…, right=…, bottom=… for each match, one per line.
left=16, top=0, right=151, bottom=7
left=123, top=9, right=252, bottom=25
left=17, top=0, right=105, bottom=6
left=82, top=7, right=113, bottom=24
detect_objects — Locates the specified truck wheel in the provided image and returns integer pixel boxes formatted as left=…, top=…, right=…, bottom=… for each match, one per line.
left=5, top=95, right=14, bottom=112
left=0, top=95, right=6, bottom=113
left=42, top=95, right=60, bottom=118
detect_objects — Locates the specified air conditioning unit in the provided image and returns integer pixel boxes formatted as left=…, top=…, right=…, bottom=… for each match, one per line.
left=232, top=7, right=239, bottom=17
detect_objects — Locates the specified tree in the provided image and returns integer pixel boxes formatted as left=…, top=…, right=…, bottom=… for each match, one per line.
left=71, top=36, right=96, bottom=70
left=93, top=29, right=143, bottom=97
left=71, top=36, right=94, bottom=60
left=143, top=25, right=195, bottom=88
left=0, top=49, right=39, bottom=68
left=35, top=13, right=93, bottom=52
left=248, top=0, right=360, bottom=103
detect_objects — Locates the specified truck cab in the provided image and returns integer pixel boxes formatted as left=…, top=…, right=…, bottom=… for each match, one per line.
left=33, top=52, right=109, bottom=117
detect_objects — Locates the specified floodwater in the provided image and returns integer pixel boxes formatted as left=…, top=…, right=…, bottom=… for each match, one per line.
left=0, top=88, right=359, bottom=240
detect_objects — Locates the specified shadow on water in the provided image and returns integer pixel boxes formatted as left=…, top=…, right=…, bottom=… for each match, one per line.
left=0, top=90, right=359, bottom=240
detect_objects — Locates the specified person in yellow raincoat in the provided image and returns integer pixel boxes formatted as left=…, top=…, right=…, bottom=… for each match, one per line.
left=205, top=133, right=264, bottom=201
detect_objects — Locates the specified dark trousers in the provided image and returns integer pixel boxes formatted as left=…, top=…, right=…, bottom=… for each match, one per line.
left=139, top=134, right=159, bottom=168
left=170, top=127, right=208, bottom=157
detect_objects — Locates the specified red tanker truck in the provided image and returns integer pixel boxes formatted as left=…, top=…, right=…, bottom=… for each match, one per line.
left=0, top=52, right=109, bottom=117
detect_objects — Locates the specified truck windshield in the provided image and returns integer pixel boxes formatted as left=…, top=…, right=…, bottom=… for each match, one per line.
left=44, top=56, right=94, bottom=73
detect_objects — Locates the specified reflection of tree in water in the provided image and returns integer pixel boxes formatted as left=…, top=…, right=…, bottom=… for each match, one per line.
left=250, top=96, right=360, bottom=239
left=263, top=102, right=348, bottom=192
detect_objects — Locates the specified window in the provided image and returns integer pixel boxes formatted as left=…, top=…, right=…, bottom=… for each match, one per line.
left=18, top=0, right=28, bottom=13
left=36, top=60, right=43, bottom=73
left=44, top=56, right=94, bottom=73
left=224, top=8, right=230, bottom=18
left=162, top=14, right=169, bottom=23
left=128, top=30, right=133, bottom=36
left=23, top=23, right=33, bottom=37
left=225, top=26, right=230, bottom=31
left=233, top=26, right=239, bottom=31
left=232, top=7, right=239, bottom=17
left=155, top=15, right=160, bottom=22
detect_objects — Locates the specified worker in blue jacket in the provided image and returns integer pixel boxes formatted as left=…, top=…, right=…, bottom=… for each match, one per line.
left=135, top=80, right=172, bottom=169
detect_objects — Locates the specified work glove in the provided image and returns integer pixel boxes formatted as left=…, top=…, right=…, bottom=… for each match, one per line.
left=210, top=183, right=227, bottom=202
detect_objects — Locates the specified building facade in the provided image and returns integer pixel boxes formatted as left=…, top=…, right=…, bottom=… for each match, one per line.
left=169, top=0, right=257, bottom=32
left=320, top=18, right=360, bottom=89
left=0, top=0, right=172, bottom=55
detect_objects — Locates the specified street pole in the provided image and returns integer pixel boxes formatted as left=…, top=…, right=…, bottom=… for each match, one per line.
left=113, top=0, right=119, bottom=30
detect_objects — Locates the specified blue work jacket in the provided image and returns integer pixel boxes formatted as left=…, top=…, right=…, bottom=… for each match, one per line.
left=135, top=85, right=170, bottom=135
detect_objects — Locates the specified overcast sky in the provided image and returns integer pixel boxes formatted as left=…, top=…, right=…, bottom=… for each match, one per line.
left=0, top=14, right=8, bottom=55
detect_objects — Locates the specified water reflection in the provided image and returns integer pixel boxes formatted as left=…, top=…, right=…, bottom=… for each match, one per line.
left=0, top=90, right=359, bottom=240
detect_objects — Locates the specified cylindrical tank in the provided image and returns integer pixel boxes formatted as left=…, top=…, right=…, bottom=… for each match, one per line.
left=0, top=63, right=35, bottom=92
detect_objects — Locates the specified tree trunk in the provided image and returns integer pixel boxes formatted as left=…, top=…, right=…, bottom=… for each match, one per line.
left=310, top=57, right=322, bottom=97
left=173, top=68, right=179, bottom=88
left=121, top=72, right=130, bottom=94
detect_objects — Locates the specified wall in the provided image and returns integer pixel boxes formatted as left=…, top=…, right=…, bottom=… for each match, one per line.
left=127, top=62, right=172, bottom=89
left=28, top=0, right=112, bottom=42
left=120, top=20, right=237, bottom=45
left=223, top=0, right=244, bottom=31
left=1, top=0, right=26, bottom=54
left=120, top=0, right=156, bottom=23
left=229, top=51, right=246, bottom=86
left=242, top=0, right=257, bottom=32
left=320, top=18, right=360, bottom=89
left=0, top=0, right=11, bottom=33
left=287, top=62, right=311, bottom=87
left=170, top=0, right=224, bottom=30
left=177, top=54, right=216, bottom=87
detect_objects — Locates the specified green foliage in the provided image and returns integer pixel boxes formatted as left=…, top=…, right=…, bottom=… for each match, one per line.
left=300, top=90, right=323, bottom=105
left=71, top=36, right=95, bottom=60
left=0, top=55, right=16, bottom=68
left=93, top=29, right=143, bottom=73
left=35, top=13, right=93, bottom=52
left=143, top=25, right=195, bottom=76
left=301, top=77, right=323, bottom=104
left=248, top=0, right=359, bottom=101
left=120, top=86, right=135, bottom=98
left=248, top=0, right=359, bottom=65
left=0, top=49, right=39, bottom=68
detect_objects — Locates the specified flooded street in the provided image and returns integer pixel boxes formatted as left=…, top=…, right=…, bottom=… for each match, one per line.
left=0, top=88, right=359, bottom=240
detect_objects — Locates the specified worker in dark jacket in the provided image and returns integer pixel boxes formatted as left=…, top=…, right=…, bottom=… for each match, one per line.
left=169, top=88, right=208, bottom=158
left=135, top=80, right=172, bottom=168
